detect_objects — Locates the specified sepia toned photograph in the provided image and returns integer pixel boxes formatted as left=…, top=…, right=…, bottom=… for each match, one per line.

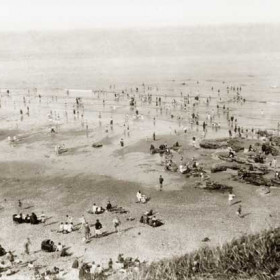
left=0, top=1, right=280, bottom=279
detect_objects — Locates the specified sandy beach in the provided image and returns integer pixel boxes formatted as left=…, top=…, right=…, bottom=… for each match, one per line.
left=1, top=76, right=280, bottom=279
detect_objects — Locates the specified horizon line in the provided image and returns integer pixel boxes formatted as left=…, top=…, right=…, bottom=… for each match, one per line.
left=0, top=21, right=279, bottom=34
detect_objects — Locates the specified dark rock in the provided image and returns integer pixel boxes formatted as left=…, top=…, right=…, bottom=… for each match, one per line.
left=271, top=178, right=280, bottom=186
left=218, top=155, right=234, bottom=162
left=261, top=143, right=279, bottom=156
left=211, top=165, right=228, bottom=173
left=92, top=143, right=103, bottom=148
left=238, top=170, right=272, bottom=186
left=227, top=138, right=244, bottom=152
left=202, top=237, right=210, bottom=242
left=211, top=163, right=241, bottom=173
left=200, top=138, right=244, bottom=152
left=199, top=180, right=233, bottom=191
left=200, top=139, right=228, bottom=149
left=257, top=130, right=272, bottom=137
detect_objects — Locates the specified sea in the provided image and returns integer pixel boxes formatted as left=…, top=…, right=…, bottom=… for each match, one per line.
left=0, top=23, right=280, bottom=130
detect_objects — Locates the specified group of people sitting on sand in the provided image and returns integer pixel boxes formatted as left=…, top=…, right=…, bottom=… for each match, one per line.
left=0, top=257, right=21, bottom=277
left=140, top=210, right=163, bottom=227
left=54, top=144, right=68, bottom=155
left=136, top=191, right=148, bottom=204
left=57, top=215, right=77, bottom=234
left=88, top=201, right=120, bottom=215
left=90, top=203, right=105, bottom=214
left=179, top=157, right=200, bottom=174
left=164, top=152, right=178, bottom=172
left=88, top=201, right=128, bottom=216
left=7, top=136, right=19, bottom=145
left=58, top=222, right=75, bottom=234
left=41, top=239, right=70, bottom=258
left=13, top=212, right=44, bottom=224
left=34, top=265, right=63, bottom=280
left=150, top=142, right=180, bottom=155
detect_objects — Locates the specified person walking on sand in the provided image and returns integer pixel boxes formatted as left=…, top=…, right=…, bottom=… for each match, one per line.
left=40, top=211, right=46, bottom=223
left=84, top=223, right=91, bottom=242
left=120, top=138, right=124, bottom=147
left=79, top=215, right=87, bottom=232
left=236, top=205, right=242, bottom=217
left=94, top=219, right=103, bottom=237
left=18, top=199, right=22, bottom=208
left=113, top=217, right=121, bottom=233
left=153, top=132, right=156, bottom=141
left=159, top=175, right=164, bottom=191
left=24, top=238, right=31, bottom=255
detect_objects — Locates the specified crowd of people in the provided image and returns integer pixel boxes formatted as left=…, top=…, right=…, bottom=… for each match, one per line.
left=1, top=80, right=280, bottom=279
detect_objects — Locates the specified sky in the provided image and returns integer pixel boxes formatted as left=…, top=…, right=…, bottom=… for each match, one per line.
left=0, top=0, right=280, bottom=31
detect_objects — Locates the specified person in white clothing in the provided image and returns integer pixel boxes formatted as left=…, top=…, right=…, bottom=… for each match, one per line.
left=228, top=191, right=235, bottom=205
left=92, top=203, right=98, bottom=213
left=136, top=191, right=142, bottom=203
left=66, top=222, right=73, bottom=233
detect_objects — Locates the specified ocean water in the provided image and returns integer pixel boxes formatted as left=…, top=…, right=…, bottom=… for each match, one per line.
left=0, top=24, right=280, bottom=130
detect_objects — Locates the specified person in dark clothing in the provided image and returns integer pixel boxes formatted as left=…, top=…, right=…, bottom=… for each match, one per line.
left=72, top=258, right=79, bottom=269
left=106, top=201, right=112, bottom=211
left=159, top=175, right=164, bottom=191
left=0, top=245, right=6, bottom=256
left=30, top=212, right=39, bottom=224
left=95, top=219, right=103, bottom=237
left=120, top=138, right=124, bottom=147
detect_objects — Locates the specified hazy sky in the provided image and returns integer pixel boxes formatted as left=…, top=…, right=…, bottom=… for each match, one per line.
left=1, top=0, right=280, bottom=31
